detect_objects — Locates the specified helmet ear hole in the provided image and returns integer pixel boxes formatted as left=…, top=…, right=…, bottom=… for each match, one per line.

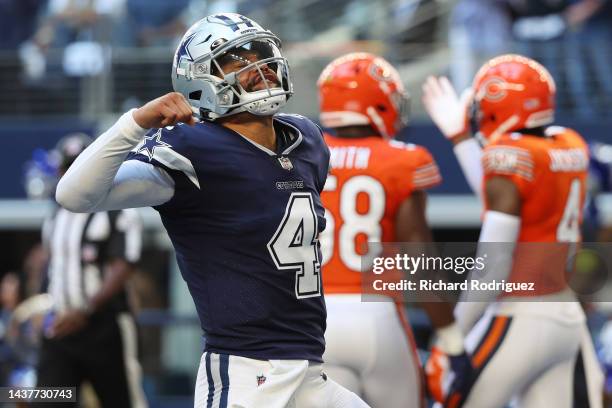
left=189, top=91, right=202, bottom=101
left=376, top=104, right=387, bottom=112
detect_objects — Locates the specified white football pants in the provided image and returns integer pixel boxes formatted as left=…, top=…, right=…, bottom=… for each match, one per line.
left=194, top=351, right=370, bottom=408
left=323, top=294, right=423, bottom=408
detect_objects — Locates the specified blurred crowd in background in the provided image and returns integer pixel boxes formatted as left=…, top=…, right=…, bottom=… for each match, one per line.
left=0, top=0, right=610, bottom=119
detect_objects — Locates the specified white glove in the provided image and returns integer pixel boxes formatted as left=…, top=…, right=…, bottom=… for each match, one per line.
left=513, top=14, right=566, bottom=41
left=422, top=76, right=473, bottom=140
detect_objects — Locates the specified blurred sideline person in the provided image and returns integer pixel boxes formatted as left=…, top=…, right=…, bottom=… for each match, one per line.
left=55, top=13, right=369, bottom=408
left=422, top=54, right=604, bottom=407
left=35, top=134, right=147, bottom=408
left=318, top=53, right=471, bottom=407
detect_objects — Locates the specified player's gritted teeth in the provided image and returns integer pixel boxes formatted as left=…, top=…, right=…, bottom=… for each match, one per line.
left=246, top=69, right=279, bottom=91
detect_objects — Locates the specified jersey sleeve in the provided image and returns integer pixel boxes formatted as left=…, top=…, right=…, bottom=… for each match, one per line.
left=389, top=143, right=442, bottom=203
left=482, top=144, right=535, bottom=197
left=410, top=147, right=442, bottom=191
left=126, top=125, right=201, bottom=191
left=105, top=209, right=143, bottom=264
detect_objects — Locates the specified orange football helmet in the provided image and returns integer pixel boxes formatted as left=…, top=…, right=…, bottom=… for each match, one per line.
left=317, top=52, right=409, bottom=139
left=471, top=54, right=556, bottom=143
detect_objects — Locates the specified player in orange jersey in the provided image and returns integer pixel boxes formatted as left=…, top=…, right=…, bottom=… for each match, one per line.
left=318, top=53, right=471, bottom=408
left=422, top=54, right=604, bottom=407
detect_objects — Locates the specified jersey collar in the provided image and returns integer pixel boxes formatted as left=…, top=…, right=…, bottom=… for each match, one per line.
left=232, top=117, right=303, bottom=156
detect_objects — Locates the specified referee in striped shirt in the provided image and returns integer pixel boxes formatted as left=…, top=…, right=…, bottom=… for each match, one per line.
left=34, top=134, right=147, bottom=408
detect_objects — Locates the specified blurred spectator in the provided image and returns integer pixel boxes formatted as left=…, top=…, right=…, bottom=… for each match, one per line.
left=509, top=0, right=567, bottom=110
left=33, top=0, right=125, bottom=50
left=448, top=0, right=514, bottom=92
left=117, top=0, right=193, bottom=47
left=21, top=0, right=124, bottom=80
left=388, top=0, right=440, bottom=61
left=565, top=0, right=612, bottom=118
left=509, top=0, right=607, bottom=118
left=0, top=0, right=46, bottom=51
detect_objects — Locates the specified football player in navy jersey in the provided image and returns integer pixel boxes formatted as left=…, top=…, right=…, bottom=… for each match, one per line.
left=55, top=13, right=369, bottom=408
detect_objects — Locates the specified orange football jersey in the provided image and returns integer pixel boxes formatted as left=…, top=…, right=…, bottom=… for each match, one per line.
left=482, top=126, right=589, bottom=295
left=320, top=133, right=442, bottom=293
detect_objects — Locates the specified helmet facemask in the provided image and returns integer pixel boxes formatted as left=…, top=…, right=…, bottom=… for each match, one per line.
left=191, top=36, right=293, bottom=120
left=468, top=98, right=486, bottom=146
left=390, top=90, right=410, bottom=133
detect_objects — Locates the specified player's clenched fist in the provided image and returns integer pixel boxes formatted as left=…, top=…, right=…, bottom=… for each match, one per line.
left=133, top=92, right=197, bottom=129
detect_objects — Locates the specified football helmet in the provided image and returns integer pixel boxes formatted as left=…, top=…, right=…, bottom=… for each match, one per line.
left=317, top=52, right=409, bottom=139
left=470, top=54, right=556, bottom=144
left=172, top=13, right=293, bottom=121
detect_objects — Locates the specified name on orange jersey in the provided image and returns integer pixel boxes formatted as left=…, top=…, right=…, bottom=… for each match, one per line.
left=329, top=146, right=371, bottom=169
left=548, top=148, right=588, bottom=172
left=483, top=146, right=534, bottom=180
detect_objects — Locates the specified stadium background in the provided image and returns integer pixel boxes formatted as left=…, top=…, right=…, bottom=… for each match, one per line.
left=1, top=0, right=611, bottom=406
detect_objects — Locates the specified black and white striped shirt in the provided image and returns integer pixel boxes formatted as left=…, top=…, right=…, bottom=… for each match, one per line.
left=43, top=208, right=142, bottom=314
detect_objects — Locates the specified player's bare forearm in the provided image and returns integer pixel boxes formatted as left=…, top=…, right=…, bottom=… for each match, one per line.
left=396, top=192, right=461, bottom=330
left=87, top=258, right=134, bottom=314
left=485, top=176, right=521, bottom=216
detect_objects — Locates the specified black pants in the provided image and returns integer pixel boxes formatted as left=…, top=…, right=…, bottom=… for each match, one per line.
left=34, top=312, right=142, bottom=408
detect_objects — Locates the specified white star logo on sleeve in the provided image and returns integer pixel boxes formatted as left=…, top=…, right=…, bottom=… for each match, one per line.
left=136, top=129, right=172, bottom=161
left=133, top=129, right=201, bottom=189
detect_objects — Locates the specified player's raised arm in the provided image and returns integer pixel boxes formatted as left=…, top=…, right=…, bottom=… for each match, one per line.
left=56, top=92, right=195, bottom=212
left=422, top=76, right=483, bottom=197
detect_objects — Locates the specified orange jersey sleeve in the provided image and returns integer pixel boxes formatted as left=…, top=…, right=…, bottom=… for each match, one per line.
left=393, top=141, right=443, bottom=197
left=482, top=142, right=535, bottom=199
left=320, top=135, right=441, bottom=293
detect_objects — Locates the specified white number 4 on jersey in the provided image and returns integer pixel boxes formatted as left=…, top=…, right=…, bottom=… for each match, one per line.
left=268, top=192, right=322, bottom=299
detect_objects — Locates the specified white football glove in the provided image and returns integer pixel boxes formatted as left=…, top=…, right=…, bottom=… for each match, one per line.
left=422, top=76, right=473, bottom=140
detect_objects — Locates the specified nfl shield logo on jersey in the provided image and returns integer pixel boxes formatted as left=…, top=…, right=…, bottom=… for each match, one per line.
left=278, top=156, right=293, bottom=171
left=256, top=374, right=267, bottom=386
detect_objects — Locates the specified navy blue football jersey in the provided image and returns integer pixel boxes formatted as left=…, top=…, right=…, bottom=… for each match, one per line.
left=126, top=114, right=329, bottom=361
